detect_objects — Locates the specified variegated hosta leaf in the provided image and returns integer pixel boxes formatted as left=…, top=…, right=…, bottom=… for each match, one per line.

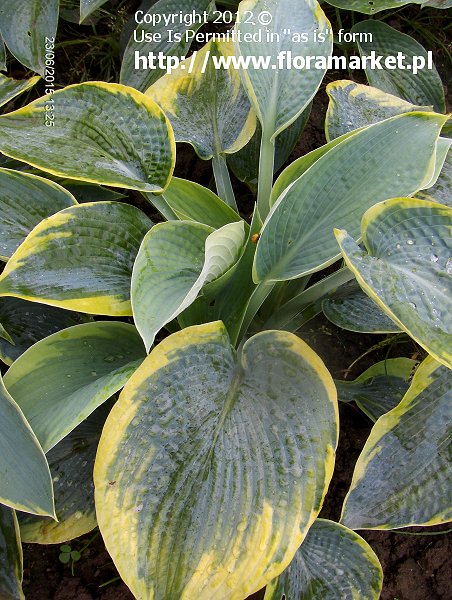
left=417, top=148, right=452, bottom=207
left=341, top=356, right=451, bottom=529
left=336, top=198, right=452, bottom=369
left=0, top=1, right=58, bottom=75
left=121, top=0, right=214, bottom=92
left=227, top=107, right=311, bottom=193
left=254, top=112, right=446, bottom=283
left=352, top=21, right=446, bottom=113
left=0, top=374, right=54, bottom=517
left=0, top=298, right=92, bottom=365
left=235, top=0, right=332, bottom=140
left=324, top=0, right=422, bottom=13
left=0, top=505, right=23, bottom=600
left=0, top=74, right=40, bottom=109
left=19, top=403, right=110, bottom=544
left=94, top=322, right=338, bottom=600
left=0, top=201, right=152, bottom=316
left=3, top=322, right=146, bottom=453
left=322, top=280, right=401, bottom=334
left=335, top=358, right=417, bottom=422
left=0, top=82, right=175, bottom=192
left=148, top=178, right=241, bottom=228
left=265, top=519, right=382, bottom=600
left=325, top=80, right=432, bottom=142
left=0, top=168, right=77, bottom=261
left=132, top=221, right=246, bottom=350
left=80, top=0, right=109, bottom=22
left=146, top=40, right=256, bottom=160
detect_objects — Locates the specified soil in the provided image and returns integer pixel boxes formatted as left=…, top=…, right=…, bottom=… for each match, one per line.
left=9, top=1, right=451, bottom=598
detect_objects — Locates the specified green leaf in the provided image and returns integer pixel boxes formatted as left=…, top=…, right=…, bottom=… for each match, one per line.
left=335, top=197, right=452, bottom=369
left=3, top=321, right=146, bottom=452
left=19, top=403, right=110, bottom=544
left=0, top=298, right=91, bottom=366
left=227, top=106, right=311, bottom=193
left=352, top=21, right=446, bottom=113
left=0, top=201, right=152, bottom=316
left=264, top=519, right=382, bottom=600
left=422, top=0, right=452, bottom=7
left=325, top=80, right=431, bottom=142
left=335, top=358, right=417, bottom=421
left=80, top=0, right=109, bottom=22
left=324, top=0, right=422, bottom=13
left=0, top=505, right=24, bottom=600
left=208, top=207, right=262, bottom=345
left=0, top=82, right=175, bottom=192
left=60, top=544, right=71, bottom=553
left=236, top=0, right=332, bottom=140
left=270, top=131, right=356, bottom=206
left=0, top=168, right=77, bottom=261
left=132, top=221, right=246, bottom=350
left=341, top=356, right=451, bottom=529
left=149, top=178, right=241, bottom=228
left=120, top=0, right=214, bottom=92
left=254, top=111, right=446, bottom=283
left=0, top=74, right=40, bottom=109
left=417, top=147, right=452, bottom=207
left=94, top=322, right=338, bottom=599
left=0, top=1, right=59, bottom=75
left=322, top=280, right=401, bottom=333
left=146, top=40, right=256, bottom=160
left=0, top=373, right=54, bottom=517
left=59, top=552, right=71, bottom=564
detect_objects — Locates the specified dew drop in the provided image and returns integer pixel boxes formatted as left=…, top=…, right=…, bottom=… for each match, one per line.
left=396, top=244, right=401, bottom=250
left=446, top=258, right=452, bottom=275
left=134, top=504, right=143, bottom=513
left=409, top=302, right=417, bottom=310
left=430, top=254, right=439, bottom=263
left=406, top=239, right=414, bottom=245
left=91, top=371, right=97, bottom=377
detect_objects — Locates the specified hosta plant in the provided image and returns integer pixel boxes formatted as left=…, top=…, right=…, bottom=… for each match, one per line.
left=0, top=0, right=451, bottom=599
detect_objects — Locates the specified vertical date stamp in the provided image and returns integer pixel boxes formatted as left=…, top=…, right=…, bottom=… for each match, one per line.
left=44, top=37, right=56, bottom=127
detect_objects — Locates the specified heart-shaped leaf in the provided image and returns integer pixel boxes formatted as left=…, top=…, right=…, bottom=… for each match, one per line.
left=341, top=356, right=451, bottom=529
left=146, top=40, right=256, bottom=160
left=3, top=322, right=146, bottom=452
left=0, top=168, right=77, bottom=261
left=19, top=403, right=110, bottom=544
left=322, top=280, right=401, bottom=333
left=0, top=74, right=40, bottom=109
left=254, top=112, right=446, bottom=282
left=121, top=0, right=214, bottom=92
left=335, top=358, right=417, bottom=421
left=0, top=298, right=91, bottom=366
left=335, top=197, right=452, bottom=369
left=0, top=201, right=153, bottom=316
left=352, top=20, right=446, bottom=113
left=0, top=82, right=175, bottom=192
left=0, top=374, right=54, bottom=517
left=0, top=505, right=23, bottom=600
left=325, top=80, right=431, bottom=141
left=236, top=0, right=332, bottom=141
left=95, top=322, right=338, bottom=599
left=132, top=221, right=246, bottom=350
left=264, top=519, right=382, bottom=600
left=0, top=1, right=58, bottom=75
